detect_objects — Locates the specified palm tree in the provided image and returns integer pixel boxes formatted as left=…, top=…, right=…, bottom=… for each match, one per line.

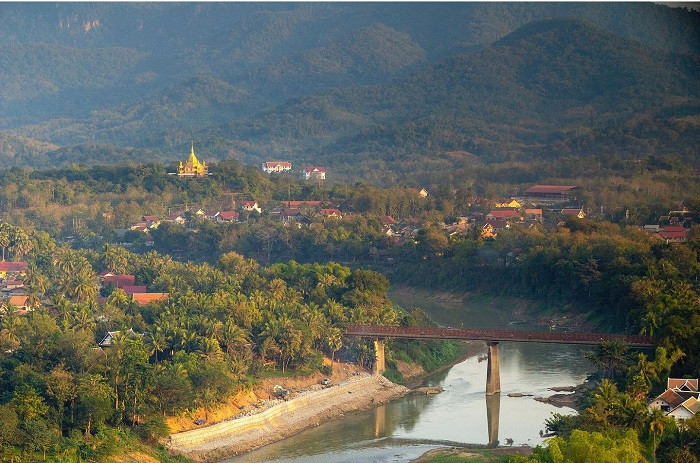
left=0, top=223, right=11, bottom=261
left=9, top=229, right=32, bottom=261
left=145, top=331, right=169, bottom=363
left=648, top=408, right=669, bottom=463
left=222, top=319, right=249, bottom=355
left=72, top=268, right=97, bottom=302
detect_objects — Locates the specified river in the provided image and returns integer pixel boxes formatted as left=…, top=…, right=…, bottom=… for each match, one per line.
left=224, top=290, right=594, bottom=463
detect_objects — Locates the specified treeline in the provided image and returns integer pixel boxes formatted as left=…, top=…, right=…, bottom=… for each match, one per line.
left=0, top=229, right=440, bottom=461
left=396, top=218, right=700, bottom=378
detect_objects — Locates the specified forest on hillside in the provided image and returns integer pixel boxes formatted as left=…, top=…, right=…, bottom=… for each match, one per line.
left=0, top=4, right=696, bottom=182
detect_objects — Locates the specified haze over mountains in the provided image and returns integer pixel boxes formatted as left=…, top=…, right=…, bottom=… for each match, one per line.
left=0, top=2, right=698, bottom=180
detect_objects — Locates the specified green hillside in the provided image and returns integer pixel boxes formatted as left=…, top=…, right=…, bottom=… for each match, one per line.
left=217, top=20, right=698, bottom=179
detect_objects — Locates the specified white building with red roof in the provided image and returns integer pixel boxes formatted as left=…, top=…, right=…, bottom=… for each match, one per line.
left=262, top=161, right=292, bottom=173
left=303, top=166, right=326, bottom=181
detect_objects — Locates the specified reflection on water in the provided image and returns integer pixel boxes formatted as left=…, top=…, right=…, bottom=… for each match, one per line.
left=226, top=342, right=592, bottom=463
left=486, top=393, right=500, bottom=447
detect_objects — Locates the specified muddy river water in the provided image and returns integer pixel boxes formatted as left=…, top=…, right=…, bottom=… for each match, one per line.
left=225, top=291, right=594, bottom=463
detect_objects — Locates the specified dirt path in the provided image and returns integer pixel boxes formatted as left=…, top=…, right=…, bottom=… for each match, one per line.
left=168, top=374, right=409, bottom=462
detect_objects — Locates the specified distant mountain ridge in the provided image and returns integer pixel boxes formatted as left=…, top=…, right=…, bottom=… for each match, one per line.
left=212, top=19, right=698, bottom=177
left=0, top=4, right=697, bottom=178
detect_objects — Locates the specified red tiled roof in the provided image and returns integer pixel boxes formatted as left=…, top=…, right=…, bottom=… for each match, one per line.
left=487, top=210, right=520, bottom=219
left=485, top=220, right=508, bottom=230
left=103, top=275, right=136, bottom=288
left=379, top=215, right=396, bottom=225
left=143, top=215, right=159, bottom=221
left=286, top=200, right=322, bottom=208
left=9, top=295, right=29, bottom=307
left=283, top=209, right=304, bottom=216
left=241, top=200, right=258, bottom=207
left=0, top=262, right=28, bottom=272
left=132, top=293, right=169, bottom=305
left=524, top=185, right=578, bottom=194
left=264, top=161, right=292, bottom=168
left=121, top=285, right=147, bottom=295
left=525, top=209, right=542, bottom=215
left=658, top=388, right=685, bottom=408
left=218, top=211, right=239, bottom=220
left=561, top=209, right=584, bottom=215
left=669, top=378, right=698, bottom=392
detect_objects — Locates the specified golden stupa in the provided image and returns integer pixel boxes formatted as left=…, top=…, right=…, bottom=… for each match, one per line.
left=177, top=142, right=208, bottom=177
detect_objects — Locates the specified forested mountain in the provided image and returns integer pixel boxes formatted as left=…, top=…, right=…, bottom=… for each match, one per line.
left=0, top=3, right=697, bottom=179
left=218, top=20, right=699, bottom=180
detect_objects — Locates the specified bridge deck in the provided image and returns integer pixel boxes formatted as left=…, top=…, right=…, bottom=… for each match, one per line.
left=344, top=325, right=654, bottom=347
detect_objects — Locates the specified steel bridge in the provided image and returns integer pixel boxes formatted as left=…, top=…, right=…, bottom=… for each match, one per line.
left=344, top=324, right=654, bottom=395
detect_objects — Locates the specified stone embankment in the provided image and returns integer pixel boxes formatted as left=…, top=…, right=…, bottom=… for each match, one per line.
left=168, top=374, right=408, bottom=462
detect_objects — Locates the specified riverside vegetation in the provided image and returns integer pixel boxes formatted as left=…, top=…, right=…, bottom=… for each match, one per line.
left=0, top=159, right=696, bottom=462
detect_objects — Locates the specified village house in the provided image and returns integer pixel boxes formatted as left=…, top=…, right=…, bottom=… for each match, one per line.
left=8, top=295, right=31, bottom=313
left=102, top=274, right=136, bottom=288
left=485, top=210, right=521, bottom=221
left=0, top=261, right=28, bottom=280
left=302, top=166, right=326, bottom=181
left=523, top=185, right=580, bottom=204
left=217, top=211, right=240, bottom=223
left=654, top=226, right=689, bottom=243
left=121, top=285, right=148, bottom=295
left=262, top=161, right=292, bottom=173
left=284, top=200, right=322, bottom=209
left=319, top=208, right=342, bottom=218
left=165, top=212, right=187, bottom=225
left=561, top=208, right=586, bottom=219
left=649, top=378, right=699, bottom=425
left=195, top=209, right=219, bottom=220
left=281, top=208, right=309, bottom=224
left=240, top=200, right=262, bottom=214
left=524, top=209, right=543, bottom=222
left=1, top=280, right=25, bottom=298
left=132, top=293, right=169, bottom=305
left=98, top=328, right=144, bottom=347
left=409, top=187, right=429, bottom=198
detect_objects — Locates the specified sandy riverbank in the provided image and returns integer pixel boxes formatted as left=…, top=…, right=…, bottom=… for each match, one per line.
left=167, top=373, right=409, bottom=462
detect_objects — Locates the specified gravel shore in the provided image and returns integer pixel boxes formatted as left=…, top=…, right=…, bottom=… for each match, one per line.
left=167, top=374, right=409, bottom=462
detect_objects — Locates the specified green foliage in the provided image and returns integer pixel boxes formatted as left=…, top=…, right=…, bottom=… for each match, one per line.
left=523, top=429, right=647, bottom=463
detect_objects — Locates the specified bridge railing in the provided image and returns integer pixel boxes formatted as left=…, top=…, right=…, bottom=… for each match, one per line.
left=344, top=325, right=654, bottom=347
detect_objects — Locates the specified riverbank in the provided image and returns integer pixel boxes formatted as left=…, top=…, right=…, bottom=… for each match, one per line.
left=168, top=374, right=409, bottom=462
left=411, top=446, right=532, bottom=463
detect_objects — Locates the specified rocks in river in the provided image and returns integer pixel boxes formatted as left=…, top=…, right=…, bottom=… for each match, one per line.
left=549, top=386, right=577, bottom=392
left=412, top=386, right=444, bottom=395
left=507, top=392, right=533, bottom=397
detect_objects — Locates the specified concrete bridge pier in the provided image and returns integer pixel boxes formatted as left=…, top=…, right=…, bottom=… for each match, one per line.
left=373, top=339, right=386, bottom=375
left=485, top=391, right=501, bottom=447
left=485, top=341, right=500, bottom=395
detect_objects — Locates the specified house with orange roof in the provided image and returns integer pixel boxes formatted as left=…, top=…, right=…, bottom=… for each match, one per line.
left=525, top=209, right=543, bottom=222
left=8, top=295, right=30, bottom=312
left=132, top=293, right=169, bottom=305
